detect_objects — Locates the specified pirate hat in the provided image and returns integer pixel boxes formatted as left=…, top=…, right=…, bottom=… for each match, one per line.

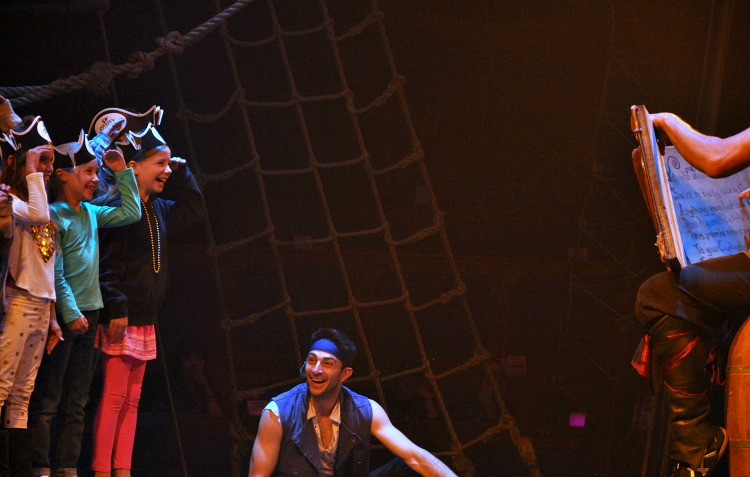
left=126, top=124, right=168, bottom=161
left=54, top=130, right=97, bottom=170
left=88, top=105, right=163, bottom=144
left=6, top=116, right=53, bottom=153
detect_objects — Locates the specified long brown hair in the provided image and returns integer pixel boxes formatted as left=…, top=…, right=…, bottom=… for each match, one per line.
left=1, top=148, right=59, bottom=249
left=0, top=149, right=30, bottom=200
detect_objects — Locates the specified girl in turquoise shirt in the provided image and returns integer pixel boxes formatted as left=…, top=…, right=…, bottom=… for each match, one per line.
left=28, top=132, right=140, bottom=477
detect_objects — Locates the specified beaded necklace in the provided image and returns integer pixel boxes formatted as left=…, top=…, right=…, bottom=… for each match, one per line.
left=142, top=199, right=161, bottom=273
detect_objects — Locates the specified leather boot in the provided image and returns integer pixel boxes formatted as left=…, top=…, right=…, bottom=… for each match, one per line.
left=649, top=316, right=715, bottom=469
left=663, top=387, right=714, bottom=469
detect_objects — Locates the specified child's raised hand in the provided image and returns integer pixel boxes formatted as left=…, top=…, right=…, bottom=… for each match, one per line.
left=25, top=145, right=53, bottom=175
left=170, top=157, right=186, bottom=171
left=102, top=148, right=126, bottom=173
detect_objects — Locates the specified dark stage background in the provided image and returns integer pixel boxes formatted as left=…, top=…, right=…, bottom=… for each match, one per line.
left=2, top=1, right=749, bottom=476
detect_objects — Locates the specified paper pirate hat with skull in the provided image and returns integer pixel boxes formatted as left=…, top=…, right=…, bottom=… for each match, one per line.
left=88, top=106, right=163, bottom=162
left=54, top=130, right=97, bottom=170
left=88, top=105, right=163, bottom=143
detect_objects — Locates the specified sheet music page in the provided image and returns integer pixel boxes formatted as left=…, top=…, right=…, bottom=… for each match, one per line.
left=665, top=146, right=750, bottom=265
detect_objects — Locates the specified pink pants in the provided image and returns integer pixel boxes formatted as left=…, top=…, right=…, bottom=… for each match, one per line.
left=91, top=353, right=146, bottom=472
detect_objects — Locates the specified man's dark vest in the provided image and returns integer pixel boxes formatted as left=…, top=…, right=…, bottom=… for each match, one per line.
left=273, top=383, right=373, bottom=477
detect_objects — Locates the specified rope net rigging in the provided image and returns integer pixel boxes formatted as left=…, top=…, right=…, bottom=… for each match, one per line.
left=2, top=0, right=540, bottom=475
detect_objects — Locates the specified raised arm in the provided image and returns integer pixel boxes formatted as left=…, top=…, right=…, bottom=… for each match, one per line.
left=12, top=172, right=50, bottom=224
left=161, top=160, right=204, bottom=235
left=248, top=408, right=283, bottom=477
left=652, top=112, right=750, bottom=178
left=370, top=400, right=457, bottom=477
left=12, top=145, right=53, bottom=225
left=96, top=167, right=141, bottom=228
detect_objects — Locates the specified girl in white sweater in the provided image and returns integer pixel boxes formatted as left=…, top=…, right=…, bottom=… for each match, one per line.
left=0, top=116, right=57, bottom=474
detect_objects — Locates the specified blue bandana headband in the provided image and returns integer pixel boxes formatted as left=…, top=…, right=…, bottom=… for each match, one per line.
left=310, top=338, right=353, bottom=367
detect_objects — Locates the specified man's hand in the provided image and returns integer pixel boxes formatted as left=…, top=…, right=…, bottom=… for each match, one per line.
left=103, top=148, right=127, bottom=173
left=170, top=157, right=186, bottom=171
left=649, top=112, right=671, bottom=129
left=25, top=145, right=53, bottom=175
left=107, top=317, right=128, bottom=343
left=66, top=315, right=89, bottom=336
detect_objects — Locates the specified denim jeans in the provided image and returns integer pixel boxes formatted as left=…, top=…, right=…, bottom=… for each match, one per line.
left=28, top=310, right=99, bottom=474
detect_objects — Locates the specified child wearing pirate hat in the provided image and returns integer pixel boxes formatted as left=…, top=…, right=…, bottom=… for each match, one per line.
left=87, top=105, right=162, bottom=164
left=87, top=105, right=163, bottom=200
left=0, top=96, right=22, bottom=477
left=92, top=123, right=203, bottom=477
left=27, top=130, right=141, bottom=477
left=0, top=115, right=57, bottom=477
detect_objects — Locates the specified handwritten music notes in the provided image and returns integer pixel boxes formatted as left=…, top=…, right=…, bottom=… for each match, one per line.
left=664, top=146, right=750, bottom=266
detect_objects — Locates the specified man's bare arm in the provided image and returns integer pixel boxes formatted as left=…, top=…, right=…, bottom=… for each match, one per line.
left=248, top=408, right=283, bottom=477
left=652, top=112, right=750, bottom=178
left=370, top=400, right=458, bottom=477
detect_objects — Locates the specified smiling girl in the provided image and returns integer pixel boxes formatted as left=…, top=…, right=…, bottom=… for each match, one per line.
left=93, top=124, right=203, bottom=477
left=0, top=116, right=57, bottom=474
left=27, top=132, right=141, bottom=477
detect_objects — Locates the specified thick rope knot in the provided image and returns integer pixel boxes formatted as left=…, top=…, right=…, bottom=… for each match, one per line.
left=86, top=62, right=114, bottom=96
left=125, top=51, right=156, bottom=79
left=157, top=31, right=186, bottom=55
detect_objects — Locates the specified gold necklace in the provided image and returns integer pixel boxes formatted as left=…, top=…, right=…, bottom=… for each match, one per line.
left=142, top=199, right=161, bottom=273
left=30, top=223, right=56, bottom=263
